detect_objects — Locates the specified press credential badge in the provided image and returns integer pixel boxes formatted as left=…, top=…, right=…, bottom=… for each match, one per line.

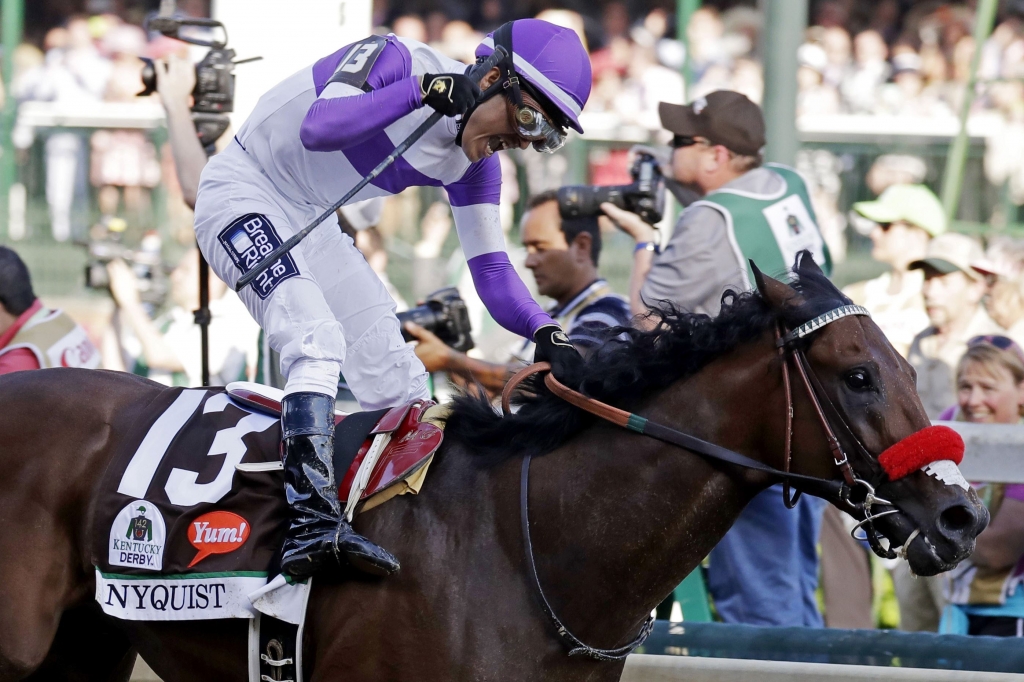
left=762, top=195, right=825, bottom=269
left=109, top=500, right=166, bottom=571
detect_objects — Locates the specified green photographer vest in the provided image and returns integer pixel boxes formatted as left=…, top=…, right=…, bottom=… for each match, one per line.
left=692, top=164, right=831, bottom=284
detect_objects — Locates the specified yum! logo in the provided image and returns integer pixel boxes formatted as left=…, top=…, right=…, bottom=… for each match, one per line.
left=187, top=511, right=250, bottom=568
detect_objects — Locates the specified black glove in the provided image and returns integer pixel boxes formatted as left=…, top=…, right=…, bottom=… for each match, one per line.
left=533, top=324, right=584, bottom=386
left=421, top=73, right=480, bottom=117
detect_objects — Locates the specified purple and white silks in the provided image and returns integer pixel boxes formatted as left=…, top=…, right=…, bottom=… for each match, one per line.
left=297, top=36, right=553, bottom=339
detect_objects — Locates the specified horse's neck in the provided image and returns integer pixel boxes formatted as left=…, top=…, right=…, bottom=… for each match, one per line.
left=526, top=338, right=782, bottom=646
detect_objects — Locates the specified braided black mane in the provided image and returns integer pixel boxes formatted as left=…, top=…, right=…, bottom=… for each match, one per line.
left=444, top=256, right=851, bottom=464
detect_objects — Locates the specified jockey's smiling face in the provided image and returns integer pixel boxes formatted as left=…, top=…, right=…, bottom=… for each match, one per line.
left=461, top=67, right=541, bottom=163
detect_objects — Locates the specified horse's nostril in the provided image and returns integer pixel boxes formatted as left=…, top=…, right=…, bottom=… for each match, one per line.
left=939, top=504, right=975, bottom=533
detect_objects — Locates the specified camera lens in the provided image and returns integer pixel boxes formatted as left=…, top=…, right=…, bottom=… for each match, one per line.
left=557, top=185, right=623, bottom=219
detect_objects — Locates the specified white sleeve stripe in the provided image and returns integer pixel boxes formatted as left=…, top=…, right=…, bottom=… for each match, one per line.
left=451, top=204, right=507, bottom=260
left=319, top=81, right=363, bottom=101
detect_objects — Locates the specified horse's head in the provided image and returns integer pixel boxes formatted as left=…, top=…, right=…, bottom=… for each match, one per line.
left=754, top=253, right=987, bottom=577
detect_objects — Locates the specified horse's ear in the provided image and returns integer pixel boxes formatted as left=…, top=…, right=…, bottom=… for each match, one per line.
left=750, top=259, right=800, bottom=311
left=795, top=250, right=823, bottom=277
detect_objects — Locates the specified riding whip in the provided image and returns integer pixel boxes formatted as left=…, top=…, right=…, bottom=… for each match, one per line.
left=235, top=46, right=508, bottom=293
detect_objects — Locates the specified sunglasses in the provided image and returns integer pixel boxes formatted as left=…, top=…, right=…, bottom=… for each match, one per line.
left=968, top=335, right=1024, bottom=364
left=670, top=135, right=700, bottom=148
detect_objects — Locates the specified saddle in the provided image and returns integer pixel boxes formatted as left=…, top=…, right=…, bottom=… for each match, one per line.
left=227, top=382, right=444, bottom=517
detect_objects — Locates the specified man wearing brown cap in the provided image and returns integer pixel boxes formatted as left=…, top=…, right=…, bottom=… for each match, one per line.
left=908, top=233, right=1003, bottom=420
left=602, top=91, right=832, bottom=629
left=603, top=90, right=830, bottom=318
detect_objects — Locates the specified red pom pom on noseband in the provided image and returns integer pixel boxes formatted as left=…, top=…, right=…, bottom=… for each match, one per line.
left=877, top=425, right=964, bottom=481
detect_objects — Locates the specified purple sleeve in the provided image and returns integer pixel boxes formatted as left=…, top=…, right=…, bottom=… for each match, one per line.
left=1005, top=485, right=1024, bottom=502
left=445, top=155, right=500, bottom=207
left=467, top=252, right=554, bottom=339
left=300, top=40, right=423, bottom=152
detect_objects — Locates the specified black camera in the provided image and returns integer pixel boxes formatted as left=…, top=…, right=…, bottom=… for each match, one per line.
left=138, top=16, right=256, bottom=152
left=82, top=224, right=168, bottom=309
left=557, top=152, right=666, bottom=225
left=398, top=287, right=474, bottom=354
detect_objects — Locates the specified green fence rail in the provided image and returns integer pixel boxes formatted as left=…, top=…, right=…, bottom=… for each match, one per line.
left=638, top=620, right=1024, bottom=673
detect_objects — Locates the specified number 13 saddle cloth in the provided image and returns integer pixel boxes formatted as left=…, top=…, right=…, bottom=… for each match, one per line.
left=92, top=383, right=442, bottom=622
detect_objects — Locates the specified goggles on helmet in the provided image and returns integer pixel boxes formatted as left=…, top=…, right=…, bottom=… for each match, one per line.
left=511, top=104, right=566, bottom=153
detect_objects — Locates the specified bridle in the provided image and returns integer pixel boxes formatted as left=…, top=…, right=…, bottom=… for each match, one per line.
left=501, top=303, right=909, bottom=661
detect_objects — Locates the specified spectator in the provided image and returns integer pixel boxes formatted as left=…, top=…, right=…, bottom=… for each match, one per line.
left=844, top=184, right=946, bottom=357
left=820, top=25, right=853, bottom=91
left=864, top=154, right=927, bottom=196
left=404, top=191, right=631, bottom=395
left=841, top=30, right=889, bottom=113
left=0, top=247, right=99, bottom=374
left=940, top=337, right=1024, bottom=637
left=104, top=249, right=258, bottom=387
left=797, top=43, right=841, bottom=117
left=90, top=22, right=160, bottom=231
left=908, top=233, right=1003, bottom=419
left=602, top=91, right=830, bottom=627
left=17, top=21, right=108, bottom=242
left=986, top=275, right=1024, bottom=348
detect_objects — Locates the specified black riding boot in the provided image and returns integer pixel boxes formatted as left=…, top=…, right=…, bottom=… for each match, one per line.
left=280, top=392, right=400, bottom=578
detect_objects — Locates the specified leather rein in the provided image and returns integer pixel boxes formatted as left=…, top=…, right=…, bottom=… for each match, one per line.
left=502, top=304, right=902, bottom=661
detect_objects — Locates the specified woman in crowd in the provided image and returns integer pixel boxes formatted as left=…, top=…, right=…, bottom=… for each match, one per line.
left=940, top=336, right=1024, bottom=636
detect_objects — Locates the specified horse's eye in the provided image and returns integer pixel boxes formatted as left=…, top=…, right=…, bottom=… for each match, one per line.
left=845, top=369, right=872, bottom=391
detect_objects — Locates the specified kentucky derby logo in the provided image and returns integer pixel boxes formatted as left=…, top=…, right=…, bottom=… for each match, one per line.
left=129, top=506, right=153, bottom=541
left=187, top=510, right=250, bottom=568
left=109, top=500, right=166, bottom=571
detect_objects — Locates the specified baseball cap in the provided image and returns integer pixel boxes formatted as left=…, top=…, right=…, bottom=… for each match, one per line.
left=658, top=90, right=766, bottom=157
left=852, top=184, right=946, bottom=237
left=909, top=232, right=985, bottom=281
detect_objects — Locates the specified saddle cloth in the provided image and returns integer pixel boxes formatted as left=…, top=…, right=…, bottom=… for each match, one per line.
left=92, top=385, right=442, bottom=622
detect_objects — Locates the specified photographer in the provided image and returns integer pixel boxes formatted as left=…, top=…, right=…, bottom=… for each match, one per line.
left=104, top=249, right=258, bottom=386
left=404, top=191, right=631, bottom=395
left=155, top=54, right=209, bottom=209
left=601, top=90, right=833, bottom=629
left=603, top=90, right=830, bottom=321
left=100, top=52, right=250, bottom=385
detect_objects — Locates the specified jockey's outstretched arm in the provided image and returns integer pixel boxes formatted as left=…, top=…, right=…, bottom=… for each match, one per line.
left=450, top=201, right=554, bottom=339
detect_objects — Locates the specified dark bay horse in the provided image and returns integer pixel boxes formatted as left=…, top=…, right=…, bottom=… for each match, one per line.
left=0, top=255, right=986, bottom=681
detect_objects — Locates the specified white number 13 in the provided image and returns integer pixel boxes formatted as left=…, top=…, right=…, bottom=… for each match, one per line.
left=340, top=43, right=378, bottom=73
left=117, top=391, right=277, bottom=506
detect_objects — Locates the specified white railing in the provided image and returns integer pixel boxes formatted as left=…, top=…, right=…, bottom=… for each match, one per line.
left=936, top=420, right=1024, bottom=484
left=620, top=654, right=1023, bottom=681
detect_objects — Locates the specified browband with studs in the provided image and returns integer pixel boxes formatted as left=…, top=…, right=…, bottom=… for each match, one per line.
left=779, top=305, right=871, bottom=346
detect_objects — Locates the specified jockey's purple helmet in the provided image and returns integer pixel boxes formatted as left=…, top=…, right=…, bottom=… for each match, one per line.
left=475, top=19, right=592, bottom=134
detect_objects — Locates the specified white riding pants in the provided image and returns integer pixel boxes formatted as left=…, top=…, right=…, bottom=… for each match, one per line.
left=194, top=142, right=429, bottom=408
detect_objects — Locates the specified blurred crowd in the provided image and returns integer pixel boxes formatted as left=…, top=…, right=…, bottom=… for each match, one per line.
left=8, top=14, right=190, bottom=244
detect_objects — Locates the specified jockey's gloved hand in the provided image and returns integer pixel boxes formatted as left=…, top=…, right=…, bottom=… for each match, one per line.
left=533, top=324, right=584, bottom=386
left=421, top=73, right=481, bottom=117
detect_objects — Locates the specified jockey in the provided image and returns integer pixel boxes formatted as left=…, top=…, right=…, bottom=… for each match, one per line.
left=193, top=19, right=592, bottom=579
